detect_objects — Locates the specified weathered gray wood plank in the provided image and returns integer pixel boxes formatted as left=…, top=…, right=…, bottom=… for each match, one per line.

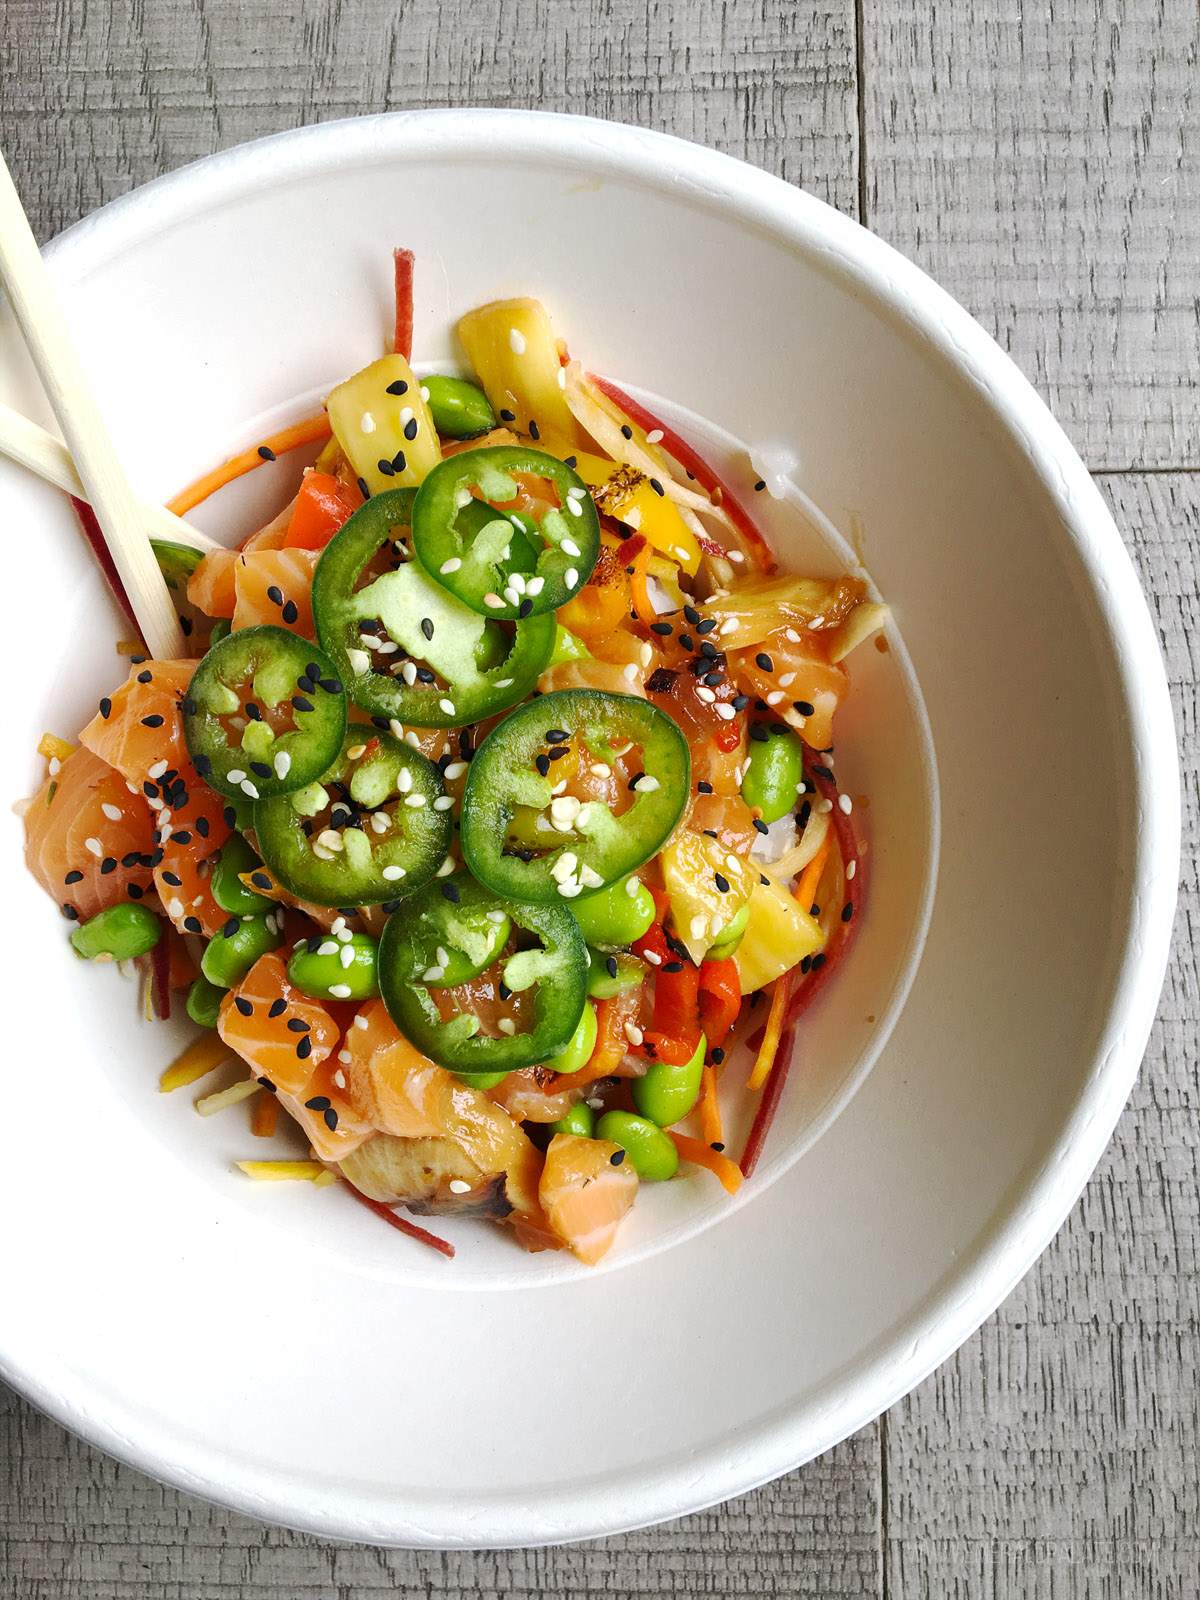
left=864, top=0, right=1200, bottom=471
left=885, top=472, right=1200, bottom=1599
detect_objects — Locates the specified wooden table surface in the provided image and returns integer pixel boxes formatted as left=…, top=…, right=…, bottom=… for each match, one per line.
left=2, top=2, right=1196, bottom=1594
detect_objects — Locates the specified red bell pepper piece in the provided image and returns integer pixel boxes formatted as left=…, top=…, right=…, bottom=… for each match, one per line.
left=633, top=919, right=702, bottom=1063
left=698, top=958, right=740, bottom=1047
left=283, top=471, right=362, bottom=550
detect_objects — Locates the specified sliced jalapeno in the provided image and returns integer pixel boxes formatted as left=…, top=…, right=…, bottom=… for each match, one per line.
left=253, top=724, right=451, bottom=906
left=311, top=488, right=555, bottom=729
left=183, top=624, right=347, bottom=801
left=411, top=446, right=601, bottom=619
left=460, top=688, right=690, bottom=905
left=378, top=872, right=587, bottom=1074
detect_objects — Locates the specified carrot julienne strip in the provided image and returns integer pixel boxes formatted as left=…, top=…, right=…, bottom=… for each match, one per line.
left=159, top=1033, right=232, bottom=1092
left=71, top=495, right=142, bottom=636
left=746, top=835, right=831, bottom=1091
left=630, top=541, right=656, bottom=625
left=668, top=1131, right=744, bottom=1194
left=698, top=1061, right=724, bottom=1147
left=252, top=1092, right=280, bottom=1138
left=165, top=414, right=333, bottom=517
left=344, top=1185, right=456, bottom=1259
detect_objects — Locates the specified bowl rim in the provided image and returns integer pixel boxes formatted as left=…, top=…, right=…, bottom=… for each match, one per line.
left=1, top=107, right=1180, bottom=1545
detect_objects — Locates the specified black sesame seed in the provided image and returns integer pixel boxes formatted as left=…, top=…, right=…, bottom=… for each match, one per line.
left=650, top=621, right=673, bottom=636
left=420, top=617, right=435, bottom=641
left=662, top=960, right=684, bottom=973
left=392, top=450, right=407, bottom=472
left=381, top=900, right=402, bottom=914
left=377, top=458, right=396, bottom=477
left=258, top=1076, right=277, bottom=1092
left=714, top=873, right=730, bottom=893
left=519, top=598, right=533, bottom=618
left=797, top=800, right=812, bottom=828
left=842, top=902, right=854, bottom=923
left=195, top=816, right=210, bottom=839
left=257, top=445, right=277, bottom=461
left=130, top=655, right=146, bottom=665
left=386, top=379, right=408, bottom=395
left=267, top=585, right=284, bottom=605
left=127, top=884, right=144, bottom=899
left=703, top=672, right=722, bottom=688
left=181, top=616, right=193, bottom=636
left=183, top=916, right=202, bottom=934
left=547, top=746, right=569, bottom=761
left=753, top=818, right=769, bottom=835
left=245, top=702, right=262, bottom=721
left=564, top=456, right=577, bottom=469
left=286, top=1018, right=311, bottom=1033
left=699, top=641, right=718, bottom=659
left=545, top=729, right=570, bottom=743
left=749, top=722, right=768, bottom=741
left=627, top=771, right=645, bottom=791
left=605, top=956, right=618, bottom=979
left=703, top=828, right=719, bottom=838
left=811, top=952, right=826, bottom=970
left=268, top=998, right=286, bottom=1018
left=499, top=982, right=513, bottom=1001
left=248, top=762, right=270, bottom=780
left=796, top=701, right=816, bottom=717
left=250, top=872, right=273, bottom=890
left=194, top=753, right=212, bottom=777
left=136, top=670, right=152, bottom=684
left=323, top=1107, right=339, bottom=1131
left=234, top=996, right=254, bottom=1016
left=415, top=667, right=436, bottom=683
left=282, top=600, right=299, bottom=625
left=161, top=870, right=182, bottom=887
left=141, top=714, right=164, bottom=728
left=697, top=780, right=714, bottom=794
left=222, top=917, right=239, bottom=938
left=441, top=881, right=461, bottom=903
left=65, top=869, right=84, bottom=884
left=100, top=857, right=117, bottom=875
left=291, top=696, right=313, bottom=713
left=150, top=848, right=165, bottom=867
left=499, top=408, right=516, bottom=422
left=649, top=478, right=665, bottom=496
left=760, top=873, right=769, bottom=885
left=223, top=806, right=237, bottom=828
left=320, top=678, right=343, bottom=695
left=755, top=653, right=774, bottom=672
left=812, top=763, right=834, bottom=780
left=372, top=716, right=391, bottom=730
left=677, top=634, right=694, bottom=651
left=711, top=1141, right=726, bottom=1153
left=620, top=424, right=633, bottom=440
left=610, top=1149, right=626, bottom=1166
left=357, top=477, right=371, bottom=499
left=754, top=479, right=766, bottom=492
left=404, top=414, right=419, bottom=441
left=296, top=1036, right=313, bottom=1059
left=304, top=1094, right=330, bottom=1110
left=696, top=618, right=717, bottom=635
left=711, top=1046, right=726, bottom=1064
left=62, top=903, right=78, bottom=920
left=528, top=419, right=540, bottom=441
left=534, top=753, right=551, bottom=778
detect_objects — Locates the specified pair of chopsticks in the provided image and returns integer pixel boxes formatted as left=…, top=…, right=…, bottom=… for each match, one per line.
left=0, top=149, right=217, bottom=659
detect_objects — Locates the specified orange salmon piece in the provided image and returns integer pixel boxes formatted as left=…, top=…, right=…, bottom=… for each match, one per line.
left=79, top=659, right=194, bottom=785
left=539, top=1133, right=638, bottom=1265
left=187, top=549, right=237, bottom=617
left=231, top=548, right=318, bottom=637
left=218, top=951, right=341, bottom=1096
left=25, top=747, right=157, bottom=921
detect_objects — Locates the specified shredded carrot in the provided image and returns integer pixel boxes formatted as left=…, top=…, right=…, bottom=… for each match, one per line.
left=668, top=1131, right=744, bottom=1194
left=166, top=414, right=333, bottom=517
left=159, top=1033, right=233, bottom=1092
left=37, top=733, right=75, bottom=762
left=795, top=833, right=832, bottom=916
left=746, top=834, right=833, bottom=1090
left=251, top=1092, right=280, bottom=1138
left=115, top=638, right=146, bottom=655
left=698, top=1061, right=724, bottom=1147
left=630, top=541, right=656, bottom=626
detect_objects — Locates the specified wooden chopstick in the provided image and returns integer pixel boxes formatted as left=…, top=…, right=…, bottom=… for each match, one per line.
left=0, top=149, right=186, bottom=656
left=0, top=401, right=220, bottom=553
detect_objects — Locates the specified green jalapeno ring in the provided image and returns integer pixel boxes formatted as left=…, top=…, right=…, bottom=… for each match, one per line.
left=460, top=688, right=690, bottom=906
left=253, top=723, right=451, bottom=907
left=184, top=624, right=348, bottom=801
left=378, top=872, right=588, bottom=1074
left=311, top=488, right=555, bottom=729
left=411, top=446, right=601, bottom=620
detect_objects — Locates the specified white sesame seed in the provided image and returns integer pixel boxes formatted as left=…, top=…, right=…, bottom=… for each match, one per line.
left=360, top=411, right=376, bottom=433
left=440, top=557, right=462, bottom=575
left=672, top=546, right=691, bottom=563
left=433, top=795, right=454, bottom=811
left=339, top=946, right=356, bottom=969
left=710, top=913, right=725, bottom=938
left=639, top=642, right=653, bottom=668
left=816, top=797, right=834, bottom=814
left=809, top=616, right=826, bottom=629
left=241, top=778, right=261, bottom=798
left=444, top=761, right=467, bottom=780
left=556, top=367, right=567, bottom=390
left=449, top=1177, right=473, bottom=1193
left=399, top=405, right=414, bottom=427
left=397, top=767, right=413, bottom=793
left=695, top=685, right=716, bottom=703
left=484, top=593, right=505, bottom=608
left=589, top=762, right=611, bottom=776
left=495, top=677, right=514, bottom=688
left=381, top=864, right=406, bottom=881
left=405, top=793, right=427, bottom=808
left=526, top=576, right=545, bottom=596
left=101, top=802, right=122, bottom=821
left=644, top=949, right=662, bottom=966
left=359, top=633, right=383, bottom=649
left=226, top=768, right=246, bottom=784
left=728, top=550, right=745, bottom=563
left=778, top=672, right=796, bottom=687
left=646, top=429, right=664, bottom=443
left=331, top=917, right=347, bottom=934
left=689, top=914, right=708, bottom=939
left=377, top=640, right=399, bottom=655
left=503, top=588, right=519, bottom=606
left=715, top=703, right=737, bottom=721
left=767, top=691, right=785, bottom=705
left=838, top=793, right=853, bottom=814
left=422, top=966, right=445, bottom=982
left=719, top=618, right=739, bottom=636
left=625, top=878, right=641, bottom=898
left=566, top=484, right=586, bottom=499
left=400, top=660, right=418, bottom=685
left=633, top=775, right=660, bottom=793
left=784, top=628, right=802, bottom=643
left=405, top=732, right=421, bottom=749
left=509, top=327, right=527, bottom=354
left=622, top=662, right=639, bottom=682
left=439, top=698, right=456, bottom=716
left=437, top=855, right=456, bottom=877
left=353, top=1014, right=369, bottom=1030
left=346, top=744, right=367, bottom=760
left=624, top=1022, right=644, bottom=1046
left=273, top=751, right=292, bottom=778
left=420, top=386, right=430, bottom=403
left=562, top=538, right=582, bottom=558
left=337, top=1050, right=351, bottom=1065
left=725, top=855, right=743, bottom=876
left=389, top=719, right=404, bottom=738
left=498, top=1017, right=517, bottom=1035
left=565, top=567, right=579, bottom=588
left=148, top=760, right=168, bottom=780
left=846, top=858, right=857, bottom=879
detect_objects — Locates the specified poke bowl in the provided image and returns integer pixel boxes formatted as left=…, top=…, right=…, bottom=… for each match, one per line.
left=0, top=111, right=1177, bottom=1546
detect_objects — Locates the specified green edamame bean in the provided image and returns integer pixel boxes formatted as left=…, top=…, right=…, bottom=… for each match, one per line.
left=571, top=876, right=655, bottom=950
left=453, top=1068, right=511, bottom=1090
left=740, top=724, right=806, bottom=824
left=587, top=947, right=644, bottom=999
left=287, top=932, right=380, bottom=1001
left=69, top=902, right=161, bottom=961
left=704, top=900, right=749, bottom=961
left=547, top=1001, right=597, bottom=1076
left=208, top=618, right=232, bottom=644
left=632, top=1033, right=706, bottom=1127
left=550, top=1100, right=596, bottom=1138
left=211, top=833, right=275, bottom=915
left=422, top=375, right=497, bottom=439
left=186, top=974, right=226, bottom=1028
left=596, top=1110, right=679, bottom=1181
left=200, top=913, right=282, bottom=989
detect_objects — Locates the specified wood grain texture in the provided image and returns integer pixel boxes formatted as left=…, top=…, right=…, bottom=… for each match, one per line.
left=886, top=473, right=1200, bottom=1599
left=864, top=0, right=1200, bottom=472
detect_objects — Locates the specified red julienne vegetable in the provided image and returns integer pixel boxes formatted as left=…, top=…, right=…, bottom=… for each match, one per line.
left=344, top=1183, right=455, bottom=1259
left=150, top=930, right=172, bottom=1021
left=71, top=496, right=141, bottom=638
left=393, top=247, right=415, bottom=362
left=589, top=372, right=776, bottom=575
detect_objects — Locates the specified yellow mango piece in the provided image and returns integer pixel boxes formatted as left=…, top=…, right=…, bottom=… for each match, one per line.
left=573, top=452, right=700, bottom=575
left=734, top=868, right=824, bottom=994
left=660, top=831, right=754, bottom=964
left=458, top=298, right=590, bottom=452
left=326, top=354, right=441, bottom=494
left=236, top=1160, right=330, bottom=1183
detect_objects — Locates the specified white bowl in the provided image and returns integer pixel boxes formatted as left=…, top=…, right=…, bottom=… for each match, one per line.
left=0, top=111, right=1177, bottom=1546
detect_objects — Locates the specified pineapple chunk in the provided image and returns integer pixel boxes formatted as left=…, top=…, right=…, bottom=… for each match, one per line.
left=734, top=867, right=824, bottom=994
left=326, top=353, right=441, bottom=494
left=458, top=298, right=590, bottom=453
left=660, top=831, right=754, bottom=964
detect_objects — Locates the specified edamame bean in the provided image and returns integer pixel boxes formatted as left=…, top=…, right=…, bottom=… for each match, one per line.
left=453, top=1068, right=511, bottom=1090
left=586, top=947, right=644, bottom=999
left=288, top=932, right=380, bottom=1001
left=211, top=833, right=275, bottom=916
left=186, top=974, right=226, bottom=1028
left=596, top=1110, right=679, bottom=1181
left=550, top=1100, right=596, bottom=1138
left=546, top=1001, right=597, bottom=1076
left=200, top=912, right=282, bottom=989
left=571, top=876, right=655, bottom=949
left=632, top=1033, right=706, bottom=1126
left=208, top=618, right=232, bottom=644
left=422, top=375, right=497, bottom=439
left=69, top=902, right=161, bottom=961
left=740, top=724, right=806, bottom=824
left=704, top=900, right=749, bottom=961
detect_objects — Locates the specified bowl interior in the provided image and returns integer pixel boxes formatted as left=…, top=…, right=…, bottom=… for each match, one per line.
left=0, top=113, right=1173, bottom=1546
